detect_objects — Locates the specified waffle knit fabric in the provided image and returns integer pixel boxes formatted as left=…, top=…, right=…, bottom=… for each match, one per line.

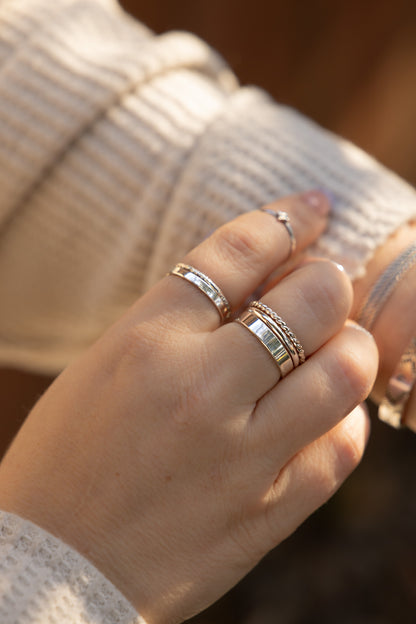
left=0, top=510, right=143, bottom=623
left=0, top=0, right=416, bottom=375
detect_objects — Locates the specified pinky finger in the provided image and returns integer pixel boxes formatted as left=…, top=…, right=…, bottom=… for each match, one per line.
left=261, top=404, right=370, bottom=545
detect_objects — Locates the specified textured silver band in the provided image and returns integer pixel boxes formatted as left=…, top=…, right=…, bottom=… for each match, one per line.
left=169, top=263, right=231, bottom=321
left=356, top=241, right=416, bottom=330
left=259, top=208, right=296, bottom=260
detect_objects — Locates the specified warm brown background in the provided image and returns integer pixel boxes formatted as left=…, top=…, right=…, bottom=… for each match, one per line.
left=2, top=1, right=416, bottom=622
left=121, top=0, right=416, bottom=185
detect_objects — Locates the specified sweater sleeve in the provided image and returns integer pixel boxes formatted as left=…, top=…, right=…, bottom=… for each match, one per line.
left=0, top=0, right=415, bottom=375
left=0, top=510, right=144, bottom=624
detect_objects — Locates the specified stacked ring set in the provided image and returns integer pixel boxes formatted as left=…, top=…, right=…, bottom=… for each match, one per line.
left=169, top=209, right=304, bottom=382
left=170, top=206, right=416, bottom=428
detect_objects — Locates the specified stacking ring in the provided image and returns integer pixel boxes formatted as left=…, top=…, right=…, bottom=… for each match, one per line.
left=259, top=207, right=296, bottom=261
left=237, top=300, right=305, bottom=379
left=251, top=301, right=305, bottom=364
left=169, top=263, right=231, bottom=321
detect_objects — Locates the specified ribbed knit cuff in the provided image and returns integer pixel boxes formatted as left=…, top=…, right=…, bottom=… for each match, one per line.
left=0, top=0, right=416, bottom=375
left=0, top=0, right=236, bottom=373
left=149, top=86, right=416, bottom=284
left=0, top=510, right=143, bottom=624
left=0, top=0, right=235, bottom=222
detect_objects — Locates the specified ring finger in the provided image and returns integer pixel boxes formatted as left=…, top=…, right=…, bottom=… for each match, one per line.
left=209, top=258, right=353, bottom=403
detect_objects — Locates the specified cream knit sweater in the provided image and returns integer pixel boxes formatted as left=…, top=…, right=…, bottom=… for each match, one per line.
left=1, top=0, right=416, bottom=375
left=1, top=0, right=416, bottom=621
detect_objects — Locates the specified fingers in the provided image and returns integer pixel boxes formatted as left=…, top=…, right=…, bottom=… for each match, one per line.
left=258, top=405, right=370, bottom=547
left=248, top=323, right=378, bottom=475
left=156, top=192, right=329, bottom=332
left=209, top=259, right=353, bottom=401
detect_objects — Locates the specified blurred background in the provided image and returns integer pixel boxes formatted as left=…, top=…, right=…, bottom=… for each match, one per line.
left=2, top=0, right=416, bottom=622
left=122, top=0, right=416, bottom=186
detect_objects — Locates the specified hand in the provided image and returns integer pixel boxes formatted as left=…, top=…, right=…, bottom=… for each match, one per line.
left=0, top=193, right=378, bottom=624
left=351, top=221, right=416, bottom=430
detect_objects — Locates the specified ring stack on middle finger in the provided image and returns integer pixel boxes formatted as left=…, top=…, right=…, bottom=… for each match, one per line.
left=237, top=300, right=305, bottom=380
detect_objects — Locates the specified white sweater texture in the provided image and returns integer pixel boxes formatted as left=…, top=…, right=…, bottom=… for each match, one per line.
left=1, top=0, right=416, bottom=375
left=0, top=510, right=143, bottom=623
left=1, top=0, right=416, bottom=622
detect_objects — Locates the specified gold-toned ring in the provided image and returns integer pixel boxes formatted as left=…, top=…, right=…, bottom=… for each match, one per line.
left=251, top=301, right=305, bottom=364
left=236, top=301, right=305, bottom=379
left=236, top=308, right=293, bottom=378
left=169, top=263, right=231, bottom=322
left=253, top=307, right=300, bottom=367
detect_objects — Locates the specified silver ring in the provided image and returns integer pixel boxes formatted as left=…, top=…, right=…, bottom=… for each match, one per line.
left=251, top=301, right=305, bottom=364
left=259, top=208, right=296, bottom=261
left=169, top=263, right=231, bottom=321
left=237, top=308, right=293, bottom=378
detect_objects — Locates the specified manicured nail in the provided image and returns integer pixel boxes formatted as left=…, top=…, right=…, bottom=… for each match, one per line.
left=318, top=187, right=337, bottom=205
left=300, top=190, right=331, bottom=217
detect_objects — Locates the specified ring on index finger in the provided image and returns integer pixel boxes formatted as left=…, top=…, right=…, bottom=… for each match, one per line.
left=169, top=263, right=232, bottom=322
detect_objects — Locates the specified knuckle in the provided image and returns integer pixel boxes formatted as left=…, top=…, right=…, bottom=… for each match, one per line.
left=168, top=366, right=210, bottom=427
left=330, top=420, right=365, bottom=482
left=120, top=320, right=165, bottom=365
left=213, top=221, right=264, bottom=270
left=334, top=345, right=373, bottom=404
left=302, top=260, right=352, bottom=326
left=121, top=327, right=212, bottom=427
left=339, top=430, right=364, bottom=474
left=309, top=442, right=360, bottom=505
left=311, top=430, right=362, bottom=502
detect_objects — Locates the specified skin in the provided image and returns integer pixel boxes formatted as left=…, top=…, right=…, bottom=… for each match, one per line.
left=351, top=220, right=416, bottom=429
left=0, top=192, right=378, bottom=623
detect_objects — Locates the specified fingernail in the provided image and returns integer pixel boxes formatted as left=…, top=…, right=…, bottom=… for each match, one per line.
left=335, top=262, right=346, bottom=274
left=345, top=319, right=376, bottom=341
left=300, top=190, right=331, bottom=217
left=318, top=187, right=337, bottom=205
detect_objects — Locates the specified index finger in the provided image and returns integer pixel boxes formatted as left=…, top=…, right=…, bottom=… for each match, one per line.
left=159, top=191, right=330, bottom=332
